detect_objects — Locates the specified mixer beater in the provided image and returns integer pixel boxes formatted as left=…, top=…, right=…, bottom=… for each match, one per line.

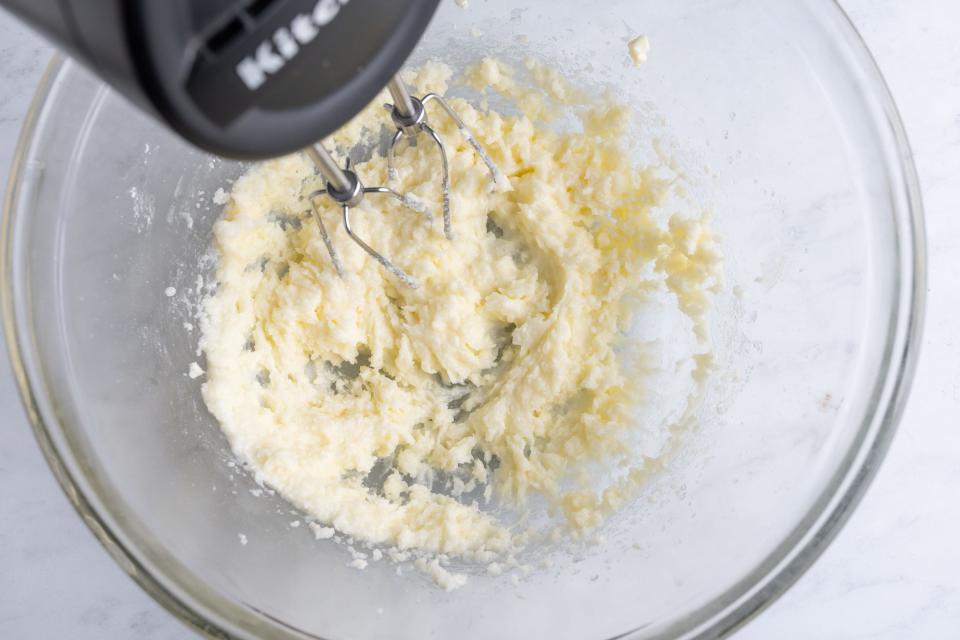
left=306, top=74, right=501, bottom=287
left=305, top=144, right=429, bottom=288
left=384, top=76, right=502, bottom=239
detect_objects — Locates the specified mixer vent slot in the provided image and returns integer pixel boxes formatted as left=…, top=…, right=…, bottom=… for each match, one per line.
left=246, top=0, right=278, bottom=18
left=206, top=17, right=246, bottom=55
left=204, top=0, right=281, bottom=56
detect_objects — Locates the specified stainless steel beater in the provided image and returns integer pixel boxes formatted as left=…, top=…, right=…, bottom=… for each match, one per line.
left=306, top=144, right=430, bottom=289
left=306, top=74, right=501, bottom=287
left=384, top=76, right=502, bottom=240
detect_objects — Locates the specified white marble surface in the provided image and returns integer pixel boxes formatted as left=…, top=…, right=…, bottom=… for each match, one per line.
left=1, top=1, right=959, bottom=638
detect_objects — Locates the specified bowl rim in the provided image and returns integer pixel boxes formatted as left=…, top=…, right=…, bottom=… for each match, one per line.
left=1, top=3, right=926, bottom=638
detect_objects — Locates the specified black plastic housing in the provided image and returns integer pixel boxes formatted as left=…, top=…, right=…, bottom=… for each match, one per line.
left=1, top=0, right=440, bottom=159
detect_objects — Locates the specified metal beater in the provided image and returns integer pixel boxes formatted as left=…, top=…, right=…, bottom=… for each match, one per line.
left=307, top=74, right=501, bottom=287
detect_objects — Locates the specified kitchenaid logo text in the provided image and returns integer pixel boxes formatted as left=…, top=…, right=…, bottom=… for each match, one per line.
left=235, top=0, right=351, bottom=90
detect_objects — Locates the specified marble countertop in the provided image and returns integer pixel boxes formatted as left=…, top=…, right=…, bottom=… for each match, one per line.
left=1, top=1, right=958, bottom=638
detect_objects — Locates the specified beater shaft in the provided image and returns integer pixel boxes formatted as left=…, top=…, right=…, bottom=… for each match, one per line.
left=306, top=144, right=353, bottom=196
left=387, top=77, right=417, bottom=121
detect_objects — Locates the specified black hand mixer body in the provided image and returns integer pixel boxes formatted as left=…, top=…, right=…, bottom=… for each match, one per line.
left=3, top=0, right=502, bottom=287
left=1, top=0, right=441, bottom=159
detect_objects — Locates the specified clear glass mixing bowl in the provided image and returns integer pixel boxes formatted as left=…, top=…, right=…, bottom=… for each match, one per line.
left=1, top=1, right=924, bottom=638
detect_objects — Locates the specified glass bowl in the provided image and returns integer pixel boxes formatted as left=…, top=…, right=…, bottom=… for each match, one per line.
left=1, top=0, right=924, bottom=638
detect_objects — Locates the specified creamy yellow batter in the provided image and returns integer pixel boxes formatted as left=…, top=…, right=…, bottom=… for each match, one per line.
left=200, top=59, right=718, bottom=587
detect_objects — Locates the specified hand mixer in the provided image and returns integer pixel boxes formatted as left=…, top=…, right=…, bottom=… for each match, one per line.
left=1, top=0, right=500, bottom=286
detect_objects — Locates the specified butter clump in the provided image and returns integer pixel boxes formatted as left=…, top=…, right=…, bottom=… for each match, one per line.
left=200, top=59, right=718, bottom=588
